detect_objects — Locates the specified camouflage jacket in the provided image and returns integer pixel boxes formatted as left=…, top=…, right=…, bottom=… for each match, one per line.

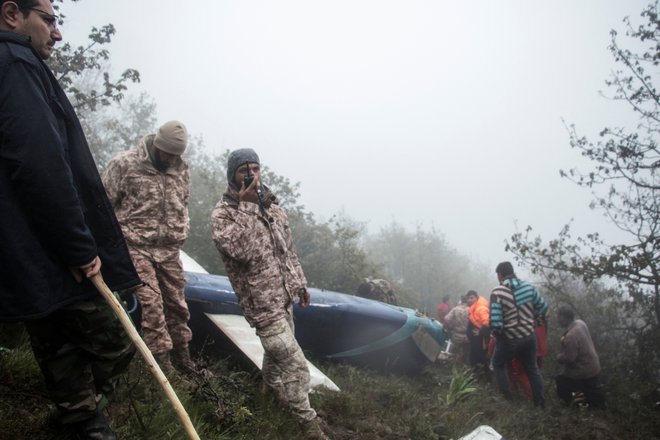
left=357, top=278, right=396, bottom=304
left=443, top=304, right=469, bottom=344
left=102, top=134, right=190, bottom=256
left=211, top=186, right=307, bottom=328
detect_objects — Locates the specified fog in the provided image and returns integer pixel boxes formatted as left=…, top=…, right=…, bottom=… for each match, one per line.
left=60, top=0, right=647, bottom=272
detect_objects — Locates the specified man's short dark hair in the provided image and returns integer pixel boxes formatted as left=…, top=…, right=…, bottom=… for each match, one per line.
left=558, top=305, right=575, bottom=321
left=495, top=261, right=515, bottom=278
left=466, top=290, right=477, bottom=298
left=1, top=0, right=40, bottom=16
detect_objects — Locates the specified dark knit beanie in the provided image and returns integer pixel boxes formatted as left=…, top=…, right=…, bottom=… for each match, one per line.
left=227, top=148, right=260, bottom=187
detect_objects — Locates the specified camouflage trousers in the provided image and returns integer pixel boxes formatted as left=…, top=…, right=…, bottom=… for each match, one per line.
left=130, top=249, right=192, bottom=355
left=256, top=315, right=316, bottom=423
left=24, top=295, right=135, bottom=424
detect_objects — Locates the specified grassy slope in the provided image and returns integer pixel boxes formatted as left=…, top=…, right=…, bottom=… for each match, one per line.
left=1, top=324, right=659, bottom=440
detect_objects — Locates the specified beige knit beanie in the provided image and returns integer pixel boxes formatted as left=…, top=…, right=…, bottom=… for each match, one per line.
left=153, top=120, right=188, bottom=155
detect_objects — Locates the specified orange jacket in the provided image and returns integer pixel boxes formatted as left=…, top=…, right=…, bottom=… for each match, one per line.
left=468, top=295, right=489, bottom=329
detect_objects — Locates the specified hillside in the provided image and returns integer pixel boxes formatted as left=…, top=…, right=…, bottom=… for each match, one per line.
left=1, top=323, right=659, bottom=440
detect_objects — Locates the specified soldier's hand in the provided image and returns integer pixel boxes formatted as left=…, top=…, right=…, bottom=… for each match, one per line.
left=69, top=256, right=102, bottom=283
left=238, top=175, right=261, bottom=204
left=298, top=288, right=311, bottom=308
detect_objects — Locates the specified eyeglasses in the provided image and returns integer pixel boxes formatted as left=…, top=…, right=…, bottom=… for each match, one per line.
left=28, top=7, right=59, bottom=30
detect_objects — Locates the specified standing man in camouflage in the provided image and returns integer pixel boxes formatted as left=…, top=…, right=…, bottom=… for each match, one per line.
left=212, top=148, right=331, bottom=440
left=0, top=1, right=140, bottom=438
left=103, top=121, right=197, bottom=374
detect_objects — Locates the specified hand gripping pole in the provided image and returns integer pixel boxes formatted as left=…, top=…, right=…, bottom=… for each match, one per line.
left=91, top=274, right=201, bottom=440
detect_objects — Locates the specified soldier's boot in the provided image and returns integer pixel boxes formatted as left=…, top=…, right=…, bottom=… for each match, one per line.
left=72, top=411, right=116, bottom=440
left=154, top=351, right=175, bottom=376
left=300, top=416, right=331, bottom=440
left=172, top=344, right=198, bottom=374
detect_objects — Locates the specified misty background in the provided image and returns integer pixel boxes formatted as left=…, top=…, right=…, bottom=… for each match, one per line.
left=2, top=3, right=656, bottom=437
left=58, top=0, right=646, bottom=282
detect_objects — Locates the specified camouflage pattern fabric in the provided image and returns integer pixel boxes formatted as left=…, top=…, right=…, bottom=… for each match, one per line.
left=212, top=184, right=318, bottom=424
left=211, top=187, right=307, bottom=328
left=257, top=315, right=316, bottom=423
left=130, top=249, right=192, bottom=354
left=357, top=278, right=397, bottom=304
left=444, top=304, right=469, bottom=344
left=102, top=134, right=190, bottom=251
left=24, top=295, right=135, bottom=424
left=103, top=134, right=192, bottom=355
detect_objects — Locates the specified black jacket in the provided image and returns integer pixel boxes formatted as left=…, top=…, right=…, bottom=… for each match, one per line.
left=0, top=31, right=140, bottom=321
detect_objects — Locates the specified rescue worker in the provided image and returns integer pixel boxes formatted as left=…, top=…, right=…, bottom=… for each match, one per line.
left=103, top=121, right=197, bottom=374
left=212, top=148, right=331, bottom=440
left=443, top=296, right=470, bottom=363
left=437, top=295, right=451, bottom=324
left=556, top=305, right=605, bottom=408
left=489, top=261, right=547, bottom=408
left=357, top=278, right=397, bottom=304
left=465, top=290, right=490, bottom=375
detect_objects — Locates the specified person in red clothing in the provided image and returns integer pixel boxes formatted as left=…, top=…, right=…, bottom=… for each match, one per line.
left=465, top=290, right=490, bottom=374
left=437, top=295, right=451, bottom=324
left=491, top=319, right=548, bottom=400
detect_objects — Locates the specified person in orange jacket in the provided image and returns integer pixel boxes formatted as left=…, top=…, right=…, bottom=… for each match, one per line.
left=465, top=290, right=490, bottom=375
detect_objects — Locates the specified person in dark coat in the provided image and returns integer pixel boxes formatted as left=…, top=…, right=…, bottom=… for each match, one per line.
left=555, top=305, right=606, bottom=409
left=0, top=1, right=140, bottom=438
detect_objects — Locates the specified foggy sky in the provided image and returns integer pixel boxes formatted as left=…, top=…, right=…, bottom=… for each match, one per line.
left=60, top=0, right=648, bottom=273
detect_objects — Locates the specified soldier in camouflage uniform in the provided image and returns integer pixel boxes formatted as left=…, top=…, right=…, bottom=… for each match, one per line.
left=0, top=2, right=140, bottom=438
left=212, top=149, right=331, bottom=440
left=443, top=296, right=470, bottom=363
left=103, top=121, right=197, bottom=375
left=357, top=277, right=397, bottom=304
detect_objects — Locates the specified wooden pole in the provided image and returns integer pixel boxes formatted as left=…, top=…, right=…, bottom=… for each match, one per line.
left=90, top=274, right=201, bottom=440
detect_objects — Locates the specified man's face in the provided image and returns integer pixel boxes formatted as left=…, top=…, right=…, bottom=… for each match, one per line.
left=466, top=294, right=477, bottom=306
left=234, top=162, right=260, bottom=188
left=557, top=313, right=571, bottom=328
left=154, top=148, right=179, bottom=170
left=15, top=0, right=62, bottom=59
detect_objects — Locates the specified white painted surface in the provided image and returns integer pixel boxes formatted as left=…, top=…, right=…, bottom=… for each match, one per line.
left=180, top=250, right=209, bottom=274
left=458, top=425, right=503, bottom=440
left=205, top=313, right=340, bottom=392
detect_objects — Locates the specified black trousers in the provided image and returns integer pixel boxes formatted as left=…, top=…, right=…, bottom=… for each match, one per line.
left=467, top=321, right=489, bottom=371
left=555, top=374, right=606, bottom=408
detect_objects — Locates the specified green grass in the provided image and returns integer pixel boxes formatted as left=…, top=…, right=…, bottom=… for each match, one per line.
left=1, top=324, right=659, bottom=439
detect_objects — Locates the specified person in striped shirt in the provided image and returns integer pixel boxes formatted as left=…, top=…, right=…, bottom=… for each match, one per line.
left=489, top=261, right=548, bottom=407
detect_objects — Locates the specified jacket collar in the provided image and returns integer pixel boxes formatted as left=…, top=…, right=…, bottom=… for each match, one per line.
left=0, top=30, right=31, bottom=47
left=502, top=276, right=521, bottom=290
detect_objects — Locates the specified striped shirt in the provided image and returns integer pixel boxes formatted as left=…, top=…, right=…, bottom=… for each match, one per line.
left=489, top=277, right=548, bottom=340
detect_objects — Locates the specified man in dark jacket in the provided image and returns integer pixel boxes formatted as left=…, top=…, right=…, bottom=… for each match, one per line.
left=0, top=1, right=140, bottom=438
